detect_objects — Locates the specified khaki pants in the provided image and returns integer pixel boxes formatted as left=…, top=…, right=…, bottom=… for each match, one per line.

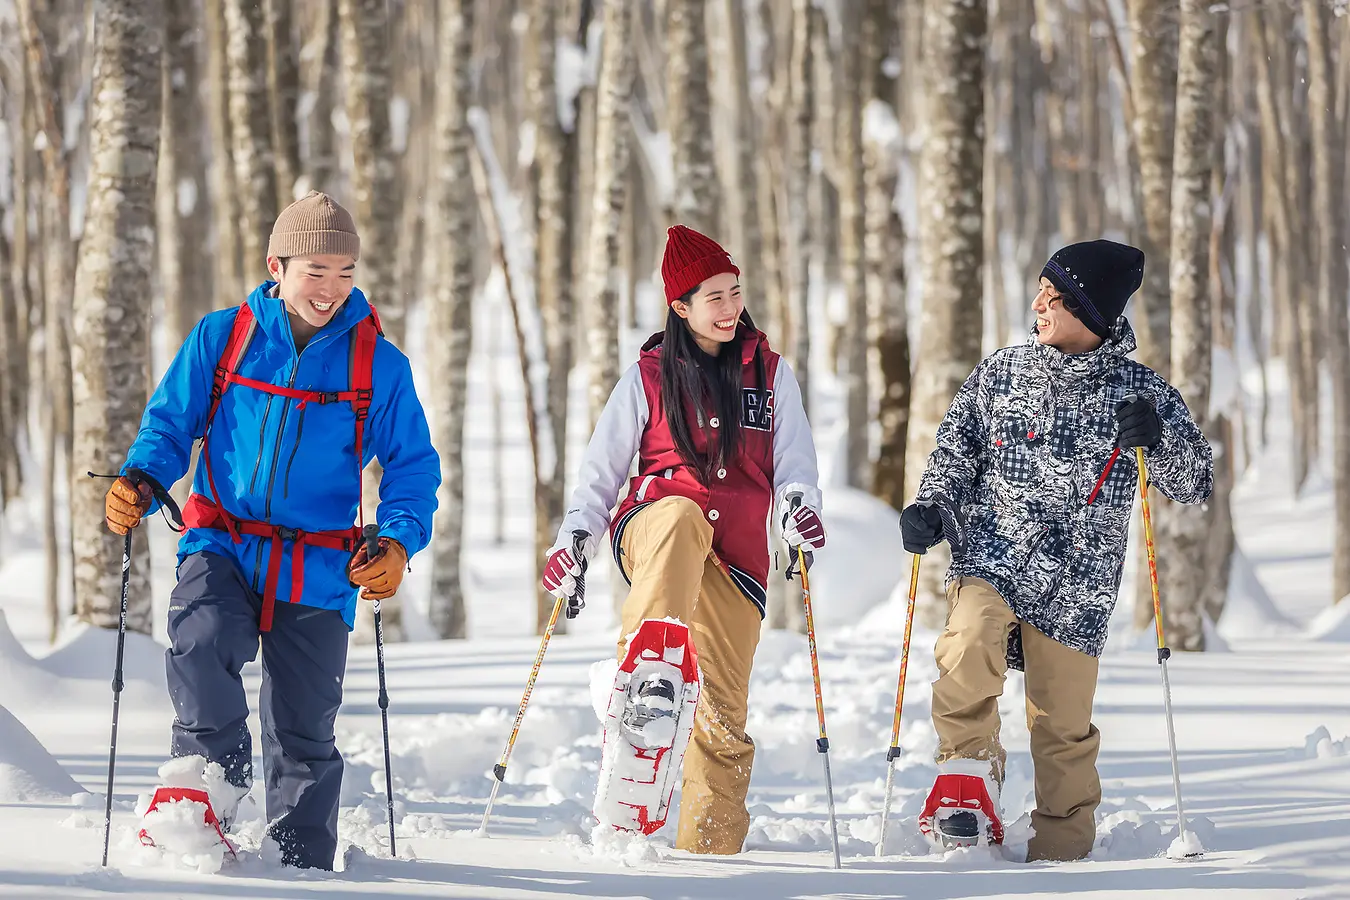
left=932, top=577, right=1102, bottom=861
left=617, top=496, right=763, bottom=855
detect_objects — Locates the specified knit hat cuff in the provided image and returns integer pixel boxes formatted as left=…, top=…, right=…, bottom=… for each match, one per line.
left=1042, top=259, right=1109, bottom=335
left=666, top=255, right=741, bottom=304
left=267, top=229, right=361, bottom=261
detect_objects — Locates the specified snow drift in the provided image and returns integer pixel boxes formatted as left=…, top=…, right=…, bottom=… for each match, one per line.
left=0, top=704, right=80, bottom=802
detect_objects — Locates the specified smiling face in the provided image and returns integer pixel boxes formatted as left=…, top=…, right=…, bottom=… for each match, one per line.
left=1032, top=276, right=1101, bottom=354
left=671, top=272, right=744, bottom=355
left=267, top=254, right=356, bottom=331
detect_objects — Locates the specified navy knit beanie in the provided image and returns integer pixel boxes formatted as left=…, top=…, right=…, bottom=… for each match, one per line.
left=1041, top=240, right=1145, bottom=338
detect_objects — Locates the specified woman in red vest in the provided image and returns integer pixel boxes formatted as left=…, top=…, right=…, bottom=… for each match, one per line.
left=541, top=225, right=826, bottom=854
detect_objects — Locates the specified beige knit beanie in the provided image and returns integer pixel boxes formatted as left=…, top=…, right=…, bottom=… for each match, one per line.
left=267, top=190, right=361, bottom=260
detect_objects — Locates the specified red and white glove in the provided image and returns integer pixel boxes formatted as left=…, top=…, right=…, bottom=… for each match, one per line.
left=782, top=501, right=827, bottom=551
left=541, top=531, right=591, bottom=618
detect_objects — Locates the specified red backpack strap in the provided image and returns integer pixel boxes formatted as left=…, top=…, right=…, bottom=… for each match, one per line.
left=349, top=312, right=380, bottom=529
left=200, top=304, right=259, bottom=542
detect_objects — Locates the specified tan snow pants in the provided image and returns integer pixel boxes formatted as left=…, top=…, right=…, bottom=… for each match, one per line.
left=616, top=496, right=763, bottom=855
left=932, top=576, right=1102, bottom=861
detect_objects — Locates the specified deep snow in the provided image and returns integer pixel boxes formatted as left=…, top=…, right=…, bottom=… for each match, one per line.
left=1, top=293, right=1348, bottom=897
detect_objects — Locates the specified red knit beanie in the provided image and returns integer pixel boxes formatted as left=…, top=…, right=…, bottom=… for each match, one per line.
left=661, top=225, right=740, bottom=304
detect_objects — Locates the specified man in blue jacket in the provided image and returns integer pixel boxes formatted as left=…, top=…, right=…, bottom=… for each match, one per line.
left=104, top=191, right=440, bottom=869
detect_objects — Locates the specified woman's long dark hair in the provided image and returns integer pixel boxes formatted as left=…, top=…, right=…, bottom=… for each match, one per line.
left=660, top=289, right=767, bottom=483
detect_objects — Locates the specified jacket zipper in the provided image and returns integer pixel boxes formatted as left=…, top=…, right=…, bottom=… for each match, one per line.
left=246, top=395, right=275, bottom=495
left=264, top=341, right=325, bottom=520
left=282, top=404, right=308, bottom=499
left=248, top=330, right=337, bottom=589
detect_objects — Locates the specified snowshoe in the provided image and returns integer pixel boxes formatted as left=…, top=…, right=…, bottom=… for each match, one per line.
left=136, top=756, right=242, bottom=861
left=919, top=760, right=1004, bottom=850
left=594, top=618, right=701, bottom=835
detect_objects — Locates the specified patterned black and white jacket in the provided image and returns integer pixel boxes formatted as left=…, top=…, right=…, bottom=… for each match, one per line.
left=916, top=318, right=1213, bottom=666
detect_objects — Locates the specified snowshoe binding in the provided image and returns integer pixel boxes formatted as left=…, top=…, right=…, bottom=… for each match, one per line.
left=919, top=761, right=1004, bottom=850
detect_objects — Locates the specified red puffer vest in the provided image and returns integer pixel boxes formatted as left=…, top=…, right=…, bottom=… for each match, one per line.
left=611, top=328, right=780, bottom=613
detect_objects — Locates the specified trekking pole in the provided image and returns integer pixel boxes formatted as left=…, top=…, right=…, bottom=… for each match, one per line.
left=797, top=544, right=842, bottom=869
left=1135, top=447, right=1199, bottom=858
left=364, top=524, right=398, bottom=858
left=877, top=551, right=921, bottom=858
left=101, top=529, right=133, bottom=867
left=480, top=532, right=588, bottom=836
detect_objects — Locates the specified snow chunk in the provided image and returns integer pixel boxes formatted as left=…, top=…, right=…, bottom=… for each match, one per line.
left=1308, top=600, right=1350, bottom=642
left=585, top=824, right=662, bottom=867
left=1166, top=827, right=1206, bottom=859
left=1304, top=726, right=1350, bottom=759
left=0, top=704, right=81, bottom=802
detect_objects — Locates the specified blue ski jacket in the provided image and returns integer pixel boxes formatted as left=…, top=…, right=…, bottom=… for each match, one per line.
left=122, top=283, right=440, bottom=627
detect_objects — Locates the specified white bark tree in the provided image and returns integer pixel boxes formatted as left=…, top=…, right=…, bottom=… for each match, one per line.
left=865, top=0, right=910, bottom=512
left=225, top=0, right=279, bottom=283
left=584, top=0, right=634, bottom=428
left=1305, top=0, right=1350, bottom=603
left=427, top=0, right=475, bottom=640
left=340, top=0, right=404, bottom=340
left=159, top=0, right=212, bottom=353
left=1156, top=0, right=1217, bottom=651
left=206, top=0, right=243, bottom=306
left=70, top=0, right=164, bottom=633
left=1126, top=0, right=1179, bottom=375
left=907, top=0, right=987, bottom=623
left=667, top=0, right=717, bottom=233
left=837, top=3, right=869, bottom=489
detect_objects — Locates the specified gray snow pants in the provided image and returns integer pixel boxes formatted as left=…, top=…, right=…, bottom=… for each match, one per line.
left=166, top=551, right=349, bottom=870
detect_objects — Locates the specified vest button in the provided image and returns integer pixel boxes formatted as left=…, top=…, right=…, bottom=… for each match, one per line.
left=708, top=509, right=720, bottom=521
left=716, top=467, right=727, bottom=479
left=709, top=417, right=720, bottom=428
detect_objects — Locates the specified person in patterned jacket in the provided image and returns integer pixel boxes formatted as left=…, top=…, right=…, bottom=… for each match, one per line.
left=899, top=239, right=1213, bottom=861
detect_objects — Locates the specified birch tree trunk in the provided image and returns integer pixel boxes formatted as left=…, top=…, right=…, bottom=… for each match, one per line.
left=71, top=0, right=164, bottom=633
left=866, top=0, right=910, bottom=511
left=1155, top=0, right=1216, bottom=652
left=786, top=0, right=814, bottom=410
left=714, top=0, right=763, bottom=306
left=340, top=0, right=404, bottom=341
left=908, top=0, right=987, bottom=624
left=159, top=0, right=212, bottom=354
left=1251, top=12, right=1308, bottom=492
left=1304, top=0, right=1350, bottom=603
left=530, top=0, right=579, bottom=634
left=584, top=0, right=634, bottom=428
left=304, top=0, right=341, bottom=192
left=264, top=0, right=301, bottom=207
left=427, top=0, right=475, bottom=640
left=206, top=0, right=243, bottom=306
left=1126, top=0, right=1178, bottom=376
left=19, top=0, right=76, bottom=640
left=225, top=0, right=279, bottom=282
left=1198, top=9, right=1236, bottom=626
left=837, top=3, right=869, bottom=489
left=667, top=0, right=717, bottom=234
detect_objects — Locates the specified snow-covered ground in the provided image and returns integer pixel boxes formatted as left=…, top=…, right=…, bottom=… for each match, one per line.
left=2, top=286, right=1349, bottom=897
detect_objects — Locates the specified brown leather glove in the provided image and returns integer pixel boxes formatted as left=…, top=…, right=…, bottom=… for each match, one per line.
left=105, top=476, right=154, bottom=535
left=348, top=537, right=408, bottom=602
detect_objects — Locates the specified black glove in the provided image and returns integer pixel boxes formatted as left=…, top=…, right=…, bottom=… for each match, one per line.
left=900, top=502, right=944, bottom=555
left=1115, top=394, right=1162, bottom=449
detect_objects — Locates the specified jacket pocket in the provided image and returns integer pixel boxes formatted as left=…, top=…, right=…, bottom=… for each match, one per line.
left=994, top=417, right=1036, bottom=485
